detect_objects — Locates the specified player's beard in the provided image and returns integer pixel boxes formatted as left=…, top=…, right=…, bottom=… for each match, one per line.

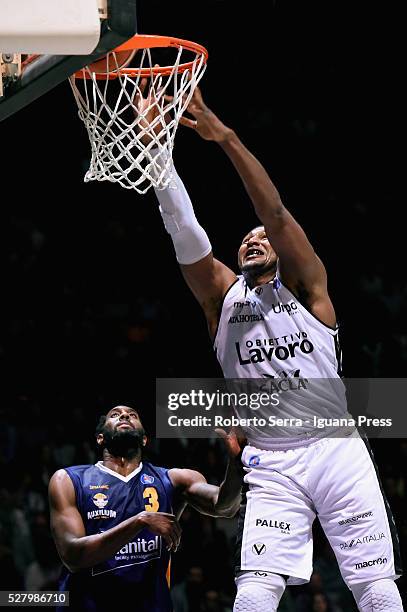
left=240, top=256, right=277, bottom=279
left=240, top=259, right=264, bottom=273
left=101, top=426, right=145, bottom=459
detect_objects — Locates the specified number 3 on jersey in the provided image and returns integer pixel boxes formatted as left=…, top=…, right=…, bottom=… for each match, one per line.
left=143, top=487, right=159, bottom=512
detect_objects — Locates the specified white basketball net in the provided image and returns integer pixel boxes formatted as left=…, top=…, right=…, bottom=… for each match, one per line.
left=69, top=45, right=206, bottom=192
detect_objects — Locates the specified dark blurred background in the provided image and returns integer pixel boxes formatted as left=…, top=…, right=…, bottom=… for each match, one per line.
left=0, top=1, right=405, bottom=610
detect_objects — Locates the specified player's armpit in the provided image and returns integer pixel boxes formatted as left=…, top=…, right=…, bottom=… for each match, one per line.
left=181, top=255, right=237, bottom=338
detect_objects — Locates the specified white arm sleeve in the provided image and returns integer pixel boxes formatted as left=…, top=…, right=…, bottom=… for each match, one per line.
left=153, top=155, right=212, bottom=265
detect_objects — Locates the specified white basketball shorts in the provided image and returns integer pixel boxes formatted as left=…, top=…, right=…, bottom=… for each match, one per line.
left=235, top=430, right=402, bottom=587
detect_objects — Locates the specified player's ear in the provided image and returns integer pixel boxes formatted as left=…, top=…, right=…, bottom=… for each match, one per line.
left=142, top=435, right=148, bottom=447
left=96, top=433, right=104, bottom=446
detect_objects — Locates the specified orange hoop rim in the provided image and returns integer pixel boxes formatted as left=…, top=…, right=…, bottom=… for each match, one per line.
left=73, top=34, right=208, bottom=80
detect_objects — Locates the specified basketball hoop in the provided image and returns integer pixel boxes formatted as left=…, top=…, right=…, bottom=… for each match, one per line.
left=69, top=34, right=208, bottom=193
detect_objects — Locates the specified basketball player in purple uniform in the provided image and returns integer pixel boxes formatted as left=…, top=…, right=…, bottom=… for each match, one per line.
left=49, top=405, right=243, bottom=612
left=143, top=86, right=404, bottom=610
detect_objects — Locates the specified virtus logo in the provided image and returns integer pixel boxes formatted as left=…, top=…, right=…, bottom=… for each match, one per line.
left=252, top=543, right=266, bottom=555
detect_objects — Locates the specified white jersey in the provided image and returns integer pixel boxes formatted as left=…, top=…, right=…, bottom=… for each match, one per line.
left=214, top=275, right=351, bottom=444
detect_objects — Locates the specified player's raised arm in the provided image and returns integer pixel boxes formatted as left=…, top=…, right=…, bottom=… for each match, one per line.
left=49, top=469, right=181, bottom=571
left=153, top=163, right=237, bottom=333
left=181, top=87, right=336, bottom=328
left=135, top=80, right=237, bottom=338
left=169, top=428, right=244, bottom=518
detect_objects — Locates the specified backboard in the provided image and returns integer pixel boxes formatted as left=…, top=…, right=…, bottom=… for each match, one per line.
left=0, top=0, right=137, bottom=121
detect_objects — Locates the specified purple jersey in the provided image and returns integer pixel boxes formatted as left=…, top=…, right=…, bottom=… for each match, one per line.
left=58, top=461, right=174, bottom=611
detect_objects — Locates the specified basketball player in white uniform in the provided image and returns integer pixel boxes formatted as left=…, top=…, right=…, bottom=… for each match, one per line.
left=140, top=86, right=403, bottom=610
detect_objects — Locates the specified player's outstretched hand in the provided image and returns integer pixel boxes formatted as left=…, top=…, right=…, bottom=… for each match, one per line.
left=215, top=426, right=246, bottom=460
left=134, top=69, right=170, bottom=146
left=138, top=511, right=181, bottom=552
left=176, top=86, right=233, bottom=143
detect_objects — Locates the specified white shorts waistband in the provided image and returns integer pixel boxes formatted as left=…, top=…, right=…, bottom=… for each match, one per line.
left=247, top=425, right=357, bottom=450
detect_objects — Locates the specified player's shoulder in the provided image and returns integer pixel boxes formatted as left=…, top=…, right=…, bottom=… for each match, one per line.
left=141, top=462, right=171, bottom=481
left=63, top=464, right=95, bottom=476
left=141, top=462, right=201, bottom=490
left=50, top=464, right=92, bottom=479
left=230, top=275, right=244, bottom=290
left=50, top=464, right=95, bottom=487
left=220, top=275, right=244, bottom=303
left=48, top=467, right=85, bottom=501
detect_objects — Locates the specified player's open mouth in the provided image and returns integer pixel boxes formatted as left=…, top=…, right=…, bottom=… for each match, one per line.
left=245, top=248, right=263, bottom=260
left=117, top=423, right=132, bottom=429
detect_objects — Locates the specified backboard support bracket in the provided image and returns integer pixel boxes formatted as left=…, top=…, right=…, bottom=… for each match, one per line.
left=1, top=53, right=21, bottom=97
left=98, top=0, right=108, bottom=20
left=0, top=0, right=137, bottom=121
